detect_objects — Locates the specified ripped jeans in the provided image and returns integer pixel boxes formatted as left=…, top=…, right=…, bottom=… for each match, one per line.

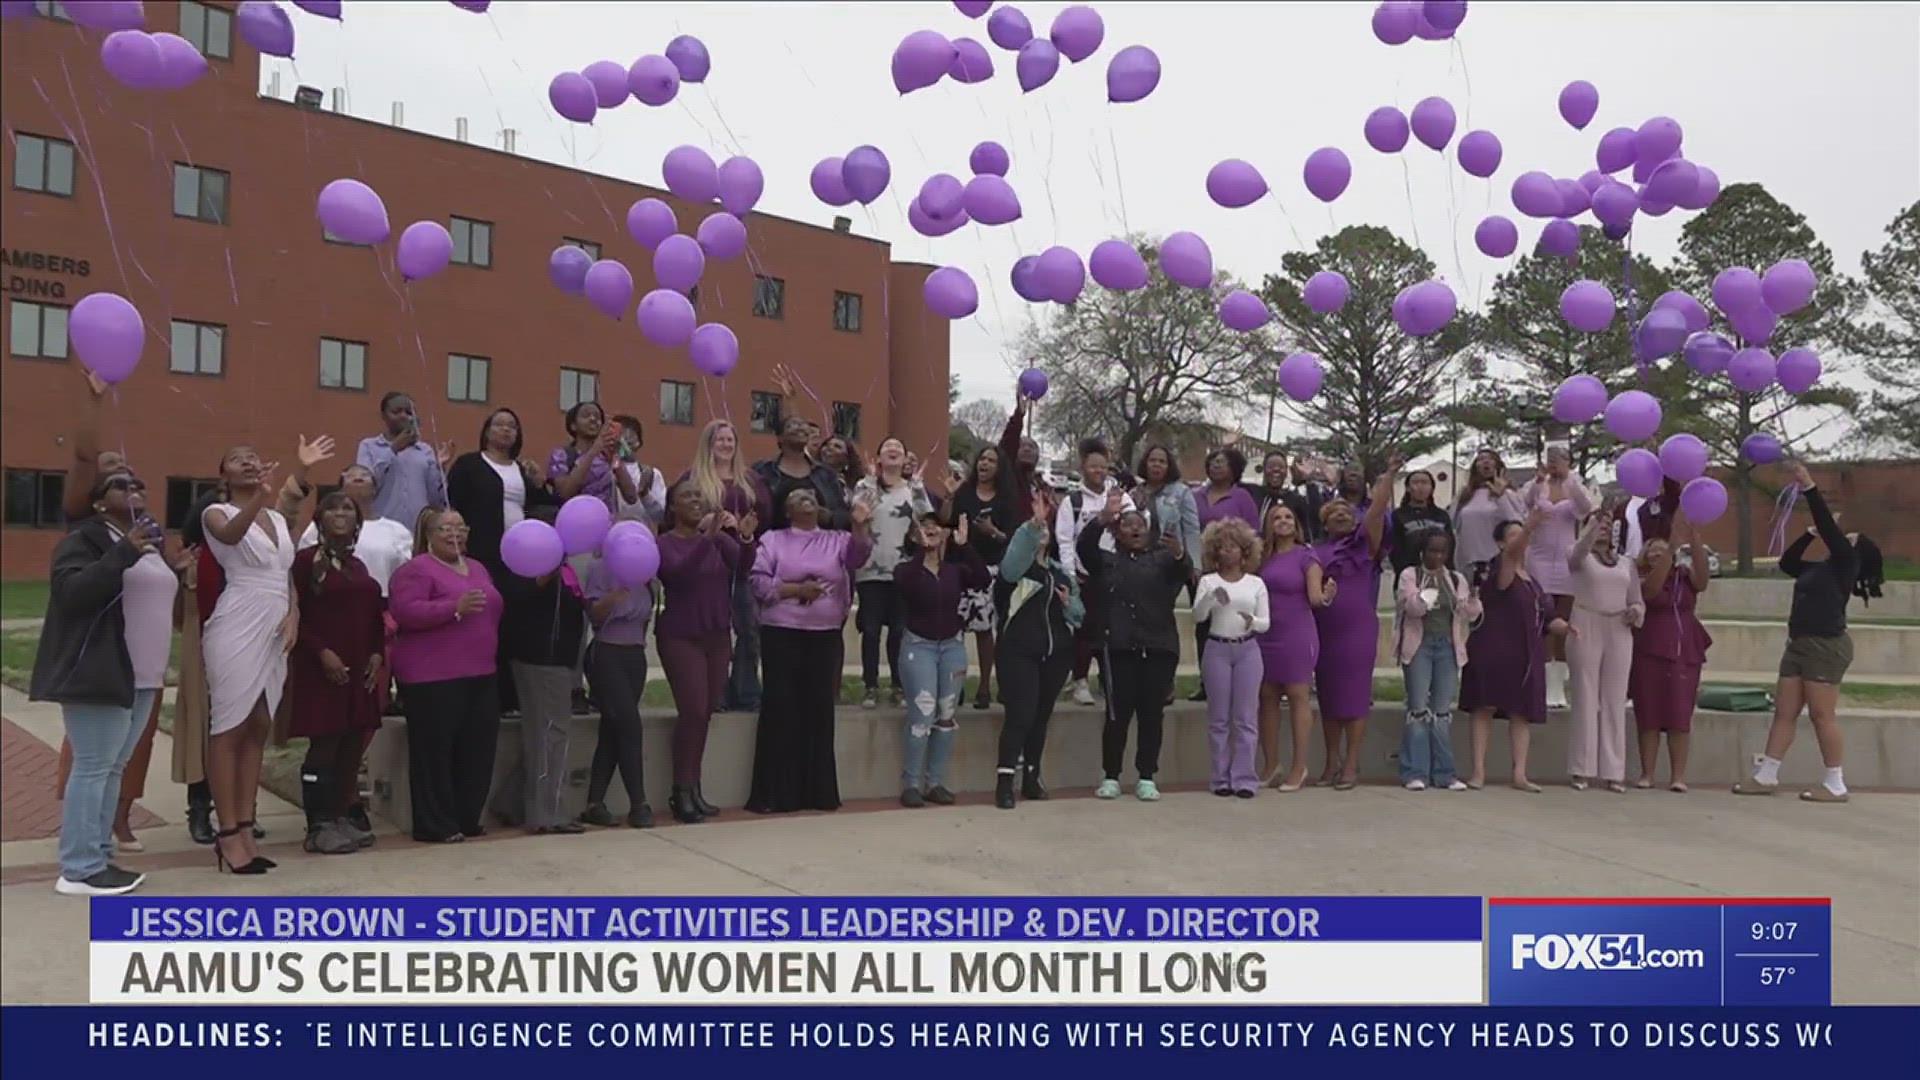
left=898, top=630, right=969, bottom=791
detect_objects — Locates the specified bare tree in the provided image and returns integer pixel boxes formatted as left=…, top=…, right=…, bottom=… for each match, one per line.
left=952, top=398, right=1010, bottom=443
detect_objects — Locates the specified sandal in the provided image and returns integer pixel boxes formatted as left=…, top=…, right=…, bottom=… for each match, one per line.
left=1465, top=778, right=1485, bottom=791
left=1510, top=780, right=1542, bottom=793
left=1605, top=780, right=1626, bottom=794
left=1634, top=778, right=1654, bottom=789
left=1669, top=782, right=1689, bottom=793
left=1570, top=777, right=1589, bottom=791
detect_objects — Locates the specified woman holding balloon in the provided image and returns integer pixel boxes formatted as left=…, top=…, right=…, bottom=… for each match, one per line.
left=1451, top=450, right=1525, bottom=579
left=497, top=514, right=594, bottom=835
left=1563, top=506, right=1643, bottom=794
left=1631, top=513, right=1712, bottom=792
left=1460, top=512, right=1573, bottom=792
left=1518, top=445, right=1594, bottom=710
left=579, top=505, right=672, bottom=831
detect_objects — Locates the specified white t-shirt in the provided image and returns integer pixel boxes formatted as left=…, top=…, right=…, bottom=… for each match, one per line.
left=299, top=516, right=415, bottom=596
left=1191, top=572, right=1272, bottom=639
left=1054, top=479, right=1132, bottom=578
left=486, top=455, right=527, bottom=529
left=614, top=462, right=667, bottom=526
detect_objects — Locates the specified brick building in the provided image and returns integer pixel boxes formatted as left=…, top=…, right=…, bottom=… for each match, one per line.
left=0, top=1, right=949, bottom=578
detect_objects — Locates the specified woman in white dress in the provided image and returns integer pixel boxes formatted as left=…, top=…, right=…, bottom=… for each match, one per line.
left=200, top=439, right=330, bottom=873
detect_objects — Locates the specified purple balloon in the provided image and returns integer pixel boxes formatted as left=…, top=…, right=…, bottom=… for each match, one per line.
left=1302, top=147, right=1351, bottom=203
left=1400, top=280, right=1457, bottom=336
left=396, top=220, right=452, bottom=282
left=1646, top=158, right=1698, bottom=205
left=292, top=0, right=340, bottom=16
left=1653, top=290, right=1709, bottom=334
left=1018, top=368, right=1049, bottom=400
left=69, top=292, right=144, bottom=385
left=1016, top=38, right=1059, bottom=91
left=665, top=34, right=710, bottom=83
left=556, top=495, right=613, bottom=556
left=151, top=32, right=206, bottom=89
left=1089, top=240, right=1149, bottom=291
left=715, top=156, right=764, bottom=216
left=584, top=259, right=634, bottom=321
left=1475, top=215, right=1518, bottom=258
left=925, top=266, right=980, bottom=319
left=1373, top=2, right=1417, bottom=45
left=1727, top=348, right=1776, bottom=394
left=625, top=199, right=677, bottom=250
left=2, top=0, right=36, bottom=15
left=1049, top=4, right=1103, bottom=62
left=1552, top=374, right=1608, bottom=425
left=1457, top=129, right=1501, bottom=177
left=549, top=245, right=592, bottom=295
left=842, top=145, right=891, bottom=205
left=1578, top=170, right=1607, bottom=194
left=603, top=522, right=660, bottom=588
left=1730, top=305, right=1778, bottom=347
left=548, top=72, right=598, bottom=123
left=1776, top=348, right=1822, bottom=395
left=1303, top=271, right=1350, bottom=314
left=1364, top=107, right=1410, bottom=153
left=962, top=173, right=1022, bottom=225
left=810, top=157, right=851, bottom=207
left=1537, top=219, right=1579, bottom=258
left=970, top=141, right=1010, bottom=176
left=1683, top=331, right=1734, bottom=376
left=696, top=212, right=746, bottom=261
left=1741, top=433, right=1782, bottom=465
left=68, top=0, right=144, bottom=29
left=236, top=2, right=293, bottom=58
left=908, top=198, right=969, bottom=238
left=1636, top=117, right=1683, bottom=166
left=316, top=178, right=389, bottom=245
left=1635, top=306, right=1689, bottom=359
left=661, top=146, right=718, bottom=203
left=1560, top=280, right=1616, bottom=332
left=1677, top=165, right=1720, bottom=211
left=1158, top=232, right=1213, bottom=289
left=1409, top=96, right=1456, bottom=150
left=653, top=234, right=706, bottom=293
left=1711, top=267, right=1763, bottom=318
left=448, top=0, right=490, bottom=11
left=1631, top=153, right=1668, bottom=186
left=1423, top=0, right=1467, bottom=31
left=1510, top=171, right=1560, bottom=218
left=893, top=30, right=957, bottom=94
left=1591, top=181, right=1637, bottom=228
left=637, top=288, right=697, bottom=348
left=1605, top=390, right=1662, bottom=442
left=1595, top=127, right=1637, bottom=174
left=689, top=323, right=739, bottom=378
left=1658, top=434, right=1710, bottom=484
left=1279, top=352, right=1325, bottom=402
left=1106, top=44, right=1160, bottom=103
left=919, top=174, right=965, bottom=219
left=1615, top=449, right=1663, bottom=499
left=501, top=521, right=564, bottom=578
left=581, top=60, right=629, bottom=108
left=954, top=0, right=993, bottom=16
left=627, top=54, right=680, bottom=107
left=1207, top=159, right=1268, bottom=208
left=1010, top=257, right=1047, bottom=302
left=1761, top=259, right=1817, bottom=316
left=987, top=6, right=1032, bottom=50
left=950, top=37, right=994, bottom=83
left=1219, top=290, right=1271, bottom=332
left=1034, top=246, right=1085, bottom=304
left=100, top=30, right=165, bottom=90
left=1557, top=179, right=1591, bottom=218
left=1680, top=477, right=1729, bottom=524
left=1602, top=222, right=1631, bottom=242
left=1558, top=80, right=1598, bottom=130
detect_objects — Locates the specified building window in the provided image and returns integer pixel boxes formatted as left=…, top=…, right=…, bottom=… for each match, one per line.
left=163, top=477, right=221, bottom=531
left=172, top=164, right=229, bottom=224
left=179, top=0, right=232, bottom=60
left=659, top=380, right=694, bottom=426
left=750, top=391, right=784, bottom=434
left=319, top=337, right=367, bottom=391
left=752, top=275, right=785, bottom=320
left=4, top=469, right=66, bottom=528
left=447, top=353, right=490, bottom=403
left=832, top=401, right=862, bottom=443
left=169, top=319, right=224, bottom=376
left=560, top=367, right=598, bottom=411
left=322, top=226, right=368, bottom=246
left=33, top=1, right=72, bottom=22
left=12, top=133, right=76, bottom=197
left=451, top=216, right=493, bottom=268
left=562, top=237, right=600, bottom=260
left=9, top=300, right=70, bottom=360
left=832, top=291, right=863, bottom=333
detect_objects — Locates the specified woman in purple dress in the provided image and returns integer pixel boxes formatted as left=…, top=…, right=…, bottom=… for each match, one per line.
left=1309, top=462, right=1395, bottom=789
left=1460, top=511, right=1573, bottom=791
left=1255, top=503, right=1327, bottom=791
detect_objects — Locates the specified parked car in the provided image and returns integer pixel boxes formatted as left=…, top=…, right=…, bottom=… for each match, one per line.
left=1676, top=544, right=1722, bottom=577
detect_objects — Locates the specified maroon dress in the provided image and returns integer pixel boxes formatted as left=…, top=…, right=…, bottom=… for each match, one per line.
left=288, top=547, right=386, bottom=737
left=1458, top=569, right=1556, bottom=724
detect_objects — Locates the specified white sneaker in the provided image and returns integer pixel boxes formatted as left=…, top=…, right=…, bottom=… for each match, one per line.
left=1134, top=779, right=1160, bottom=802
left=55, top=866, right=144, bottom=896
left=1095, top=779, right=1121, bottom=799
left=1072, top=680, right=1095, bottom=706
left=1403, top=779, right=1428, bottom=791
left=1445, top=780, right=1469, bottom=791
left=861, top=691, right=878, bottom=709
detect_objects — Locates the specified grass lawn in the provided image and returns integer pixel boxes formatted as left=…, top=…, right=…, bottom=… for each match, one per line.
left=2, top=581, right=49, bottom=622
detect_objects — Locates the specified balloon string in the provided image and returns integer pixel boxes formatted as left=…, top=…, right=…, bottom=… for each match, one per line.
left=1263, top=192, right=1305, bottom=251
left=1441, top=153, right=1468, bottom=292
left=1398, top=154, right=1424, bottom=251
left=1622, top=232, right=1648, bottom=383
left=1767, top=482, right=1799, bottom=558
left=1106, top=115, right=1131, bottom=236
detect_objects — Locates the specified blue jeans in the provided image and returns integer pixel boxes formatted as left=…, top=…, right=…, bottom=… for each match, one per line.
left=1399, top=637, right=1459, bottom=785
left=59, top=689, right=159, bottom=880
left=725, top=565, right=761, bottom=711
left=898, top=631, right=967, bottom=789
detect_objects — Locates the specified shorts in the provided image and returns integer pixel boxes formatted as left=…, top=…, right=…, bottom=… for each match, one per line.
left=1779, top=633, right=1853, bottom=685
left=960, top=571, right=997, bottom=634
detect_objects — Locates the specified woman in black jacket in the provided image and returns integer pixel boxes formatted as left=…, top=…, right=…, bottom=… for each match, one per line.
left=31, top=470, right=188, bottom=896
left=1076, top=493, right=1191, bottom=802
left=992, top=492, right=1085, bottom=810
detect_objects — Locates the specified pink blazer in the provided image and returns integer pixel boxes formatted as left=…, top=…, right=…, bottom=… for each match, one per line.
left=1394, top=565, right=1482, bottom=667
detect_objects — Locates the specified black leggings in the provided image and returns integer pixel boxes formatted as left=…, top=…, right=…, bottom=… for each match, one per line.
left=585, top=642, right=649, bottom=809
left=1099, top=650, right=1178, bottom=780
left=856, top=580, right=904, bottom=691
left=996, top=653, right=1073, bottom=773
left=300, top=732, right=369, bottom=821
left=401, top=674, right=500, bottom=841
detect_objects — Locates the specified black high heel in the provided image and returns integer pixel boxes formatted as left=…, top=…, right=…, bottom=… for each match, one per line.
left=669, top=787, right=705, bottom=824
left=237, top=822, right=276, bottom=869
left=691, top=783, right=720, bottom=818
left=214, top=827, right=269, bottom=875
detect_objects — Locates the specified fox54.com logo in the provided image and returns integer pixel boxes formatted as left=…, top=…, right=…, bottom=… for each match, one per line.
left=1511, top=933, right=1706, bottom=972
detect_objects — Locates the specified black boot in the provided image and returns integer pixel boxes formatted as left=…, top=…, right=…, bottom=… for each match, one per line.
left=692, top=782, right=720, bottom=818
left=1021, top=764, right=1048, bottom=802
left=186, top=786, right=216, bottom=846
left=669, top=786, right=705, bottom=824
left=994, top=773, right=1016, bottom=810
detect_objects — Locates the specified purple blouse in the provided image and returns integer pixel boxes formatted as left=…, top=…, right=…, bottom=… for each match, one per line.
left=1196, top=484, right=1260, bottom=531
left=549, top=445, right=617, bottom=505
left=655, top=530, right=745, bottom=638
left=1636, top=570, right=1712, bottom=665
left=387, top=555, right=502, bottom=684
left=750, top=527, right=872, bottom=632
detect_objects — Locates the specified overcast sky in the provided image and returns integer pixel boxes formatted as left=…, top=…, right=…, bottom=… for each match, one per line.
left=266, top=1, right=1920, bottom=431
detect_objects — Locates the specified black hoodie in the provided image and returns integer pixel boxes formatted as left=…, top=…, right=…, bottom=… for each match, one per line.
left=29, top=518, right=143, bottom=707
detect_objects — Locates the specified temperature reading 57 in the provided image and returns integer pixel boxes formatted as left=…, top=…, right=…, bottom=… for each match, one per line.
left=1759, top=966, right=1797, bottom=986
left=1750, top=921, right=1798, bottom=941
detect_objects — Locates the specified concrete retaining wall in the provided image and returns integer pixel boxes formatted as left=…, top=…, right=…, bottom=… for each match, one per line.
left=365, top=702, right=1918, bottom=834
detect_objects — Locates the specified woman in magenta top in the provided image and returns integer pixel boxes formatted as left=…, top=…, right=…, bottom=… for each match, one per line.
left=744, top=488, right=873, bottom=814
left=1630, top=512, right=1712, bottom=792
left=387, top=508, right=503, bottom=843
left=1255, top=502, right=1326, bottom=791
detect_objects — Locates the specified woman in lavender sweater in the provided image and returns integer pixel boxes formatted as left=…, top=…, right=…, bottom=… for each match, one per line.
left=744, top=489, right=873, bottom=813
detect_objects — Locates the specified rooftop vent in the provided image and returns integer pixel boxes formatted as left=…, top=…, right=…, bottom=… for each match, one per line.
left=832, top=216, right=852, bottom=233
left=391, top=102, right=404, bottom=126
left=500, top=128, right=518, bottom=152
left=294, top=85, right=323, bottom=110
left=455, top=117, right=469, bottom=143
left=329, top=87, right=346, bottom=112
